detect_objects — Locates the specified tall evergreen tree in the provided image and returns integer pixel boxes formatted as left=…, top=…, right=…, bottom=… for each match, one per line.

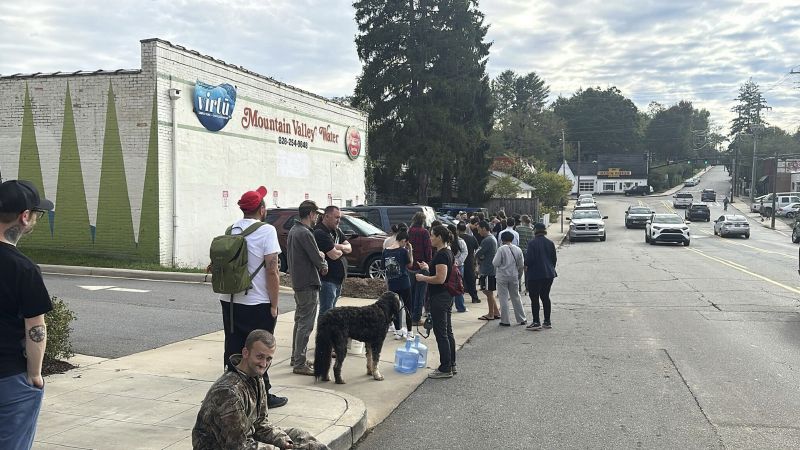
left=353, top=0, right=493, bottom=204
left=730, top=79, right=768, bottom=136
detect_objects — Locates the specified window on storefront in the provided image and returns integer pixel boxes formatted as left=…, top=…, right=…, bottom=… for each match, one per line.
left=602, top=182, right=615, bottom=192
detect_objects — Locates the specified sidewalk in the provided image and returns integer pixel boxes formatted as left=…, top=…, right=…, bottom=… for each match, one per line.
left=35, top=227, right=566, bottom=450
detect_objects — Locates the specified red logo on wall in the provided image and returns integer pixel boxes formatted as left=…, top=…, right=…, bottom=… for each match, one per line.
left=345, top=126, right=361, bottom=160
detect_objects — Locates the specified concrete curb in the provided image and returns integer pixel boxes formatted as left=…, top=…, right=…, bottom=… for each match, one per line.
left=40, top=264, right=210, bottom=282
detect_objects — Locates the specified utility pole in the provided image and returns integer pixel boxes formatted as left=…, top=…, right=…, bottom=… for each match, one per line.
left=750, top=124, right=763, bottom=202
left=577, top=141, right=581, bottom=196
left=561, top=129, right=566, bottom=233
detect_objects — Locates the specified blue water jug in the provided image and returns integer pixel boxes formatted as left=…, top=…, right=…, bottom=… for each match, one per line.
left=394, top=340, right=419, bottom=374
left=411, top=334, right=428, bottom=368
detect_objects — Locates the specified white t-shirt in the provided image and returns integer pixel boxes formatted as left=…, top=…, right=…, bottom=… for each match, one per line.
left=219, top=219, right=281, bottom=306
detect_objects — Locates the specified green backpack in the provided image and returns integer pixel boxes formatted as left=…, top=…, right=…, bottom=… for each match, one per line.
left=209, top=222, right=267, bottom=331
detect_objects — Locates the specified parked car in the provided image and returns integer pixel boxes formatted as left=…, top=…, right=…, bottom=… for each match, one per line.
left=700, top=189, right=716, bottom=202
left=759, top=195, right=800, bottom=217
left=777, top=202, right=800, bottom=218
left=342, top=205, right=437, bottom=233
left=672, top=192, right=694, bottom=208
left=684, top=178, right=699, bottom=187
left=685, top=203, right=710, bottom=222
left=578, top=193, right=594, bottom=201
left=567, top=209, right=607, bottom=242
left=265, top=208, right=388, bottom=278
left=624, top=185, right=652, bottom=196
left=645, top=213, right=691, bottom=246
left=713, top=214, right=750, bottom=239
left=625, top=206, right=653, bottom=228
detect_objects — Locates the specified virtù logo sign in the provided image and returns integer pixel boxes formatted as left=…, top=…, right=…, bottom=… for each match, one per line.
left=193, top=82, right=236, bottom=132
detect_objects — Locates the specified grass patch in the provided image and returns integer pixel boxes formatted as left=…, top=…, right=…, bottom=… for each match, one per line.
left=18, top=247, right=205, bottom=273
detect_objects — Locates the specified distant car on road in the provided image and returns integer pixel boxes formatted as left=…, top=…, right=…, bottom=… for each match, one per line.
left=574, top=198, right=598, bottom=209
left=701, top=189, right=716, bottom=202
left=645, top=213, right=691, bottom=246
left=713, top=214, right=750, bottom=239
left=685, top=203, right=711, bottom=222
left=625, top=206, right=653, bottom=228
left=684, top=178, right=699, bottom=187
left=672, top=192, right=694, bottom=208
left=578, top=193, right=594, bottom=201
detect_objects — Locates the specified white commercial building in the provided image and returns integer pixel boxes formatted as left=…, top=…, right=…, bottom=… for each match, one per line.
left=0, top=39, right=367, bottom=267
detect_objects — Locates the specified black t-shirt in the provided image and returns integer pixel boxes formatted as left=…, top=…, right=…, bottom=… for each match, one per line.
left=461, top=233, right=479, bottom=268
left=0, top=242, right=53, bottom=377
left=314, top=223, right=347, bottom=284
left=428, top=248, right=453, bottom=297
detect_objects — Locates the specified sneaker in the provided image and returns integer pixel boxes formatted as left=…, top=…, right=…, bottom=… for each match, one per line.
left=456, top=308, right=469, bottom=313
left=267, top=394, right=288, bottom=409
left=526, top=322, right=542, bottom=331
left=292, top=364, right=314, bottom=376
left=388, top=324, right=396, bottom=333
left=428, top=369, right=453, bottom=379
left=394, top=330, right=406, bottom=340
left=471, top=298, right=482, bottom=303
left=499, top=322, right=511, bottom=327
left=519, top=320, right=527, bottom=326
left=451, top=365, right=457, bottom=375
left=543, top=321, right=552, bottom=329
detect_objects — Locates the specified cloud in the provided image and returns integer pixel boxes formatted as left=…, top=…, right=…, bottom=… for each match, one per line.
left=0, top=0, right=798, bottom=134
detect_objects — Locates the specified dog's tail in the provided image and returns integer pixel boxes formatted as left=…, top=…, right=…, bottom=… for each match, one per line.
left=314, top=322, right=333, bottom=381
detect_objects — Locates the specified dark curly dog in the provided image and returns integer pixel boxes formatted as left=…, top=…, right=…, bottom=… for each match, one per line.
left=314, top=291, right=402, bottom=384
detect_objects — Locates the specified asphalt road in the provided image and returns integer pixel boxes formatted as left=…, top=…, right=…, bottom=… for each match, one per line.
left=356, top=166, right=800, bottom=449
left=41, top=273, right=297, bottom=358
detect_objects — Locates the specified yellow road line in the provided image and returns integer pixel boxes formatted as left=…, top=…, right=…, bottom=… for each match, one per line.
left=686, top=248, right=800, bottom=295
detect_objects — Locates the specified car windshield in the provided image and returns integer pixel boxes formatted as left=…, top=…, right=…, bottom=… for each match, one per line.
left=677, top=193, right=693, bottom=198
left=342, top=215, right=386, bottom=236
left=629, top=207, right=651, bottom=214
left=573, top=211, right=601, bottom=219
left=653, top=215, right=683, bottom=224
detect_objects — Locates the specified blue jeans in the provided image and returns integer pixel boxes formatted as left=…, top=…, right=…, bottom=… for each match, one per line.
left=318, top=281, right=342, bottom=322
left=453, top=266, right=467, bottom=312
left=0, top=372, right=44, bottom=450
left=409, top=270, right=428, bottom=322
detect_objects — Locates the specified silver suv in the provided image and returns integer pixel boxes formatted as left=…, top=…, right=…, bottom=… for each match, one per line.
left=672, top=192, right=693, bottom=208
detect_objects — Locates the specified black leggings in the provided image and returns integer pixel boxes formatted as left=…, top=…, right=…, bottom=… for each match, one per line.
left=391, top=287, right=413, bottom=332
left=221, top=300, right=277, bottom=390
left=429, top=291, right=456, bottom=372
left=528, top=278, right=554, bottom=323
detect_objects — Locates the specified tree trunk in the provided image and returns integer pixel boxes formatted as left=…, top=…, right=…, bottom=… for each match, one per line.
left=440, top=167, right=452, bottom=203
left=417, top=171, right=429, bottom=205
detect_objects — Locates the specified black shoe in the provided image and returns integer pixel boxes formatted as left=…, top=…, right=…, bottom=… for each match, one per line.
left=451, top=364, right=457, bottom=375
left=499, top=322, right=511, bottom=327
left=471, top=298, right=481, bottom=303
left=543, top=321, right=552, bottom=329
left=267, top=394, right=288, bottom=409
left=519, top=320, right=527, bottom=326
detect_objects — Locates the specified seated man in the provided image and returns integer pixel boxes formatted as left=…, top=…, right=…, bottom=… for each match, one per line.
left=192, top=330, right=329, bottom=450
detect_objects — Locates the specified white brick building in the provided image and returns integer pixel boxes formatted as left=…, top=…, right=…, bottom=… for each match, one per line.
left=0, top=39, right=367, bottom=267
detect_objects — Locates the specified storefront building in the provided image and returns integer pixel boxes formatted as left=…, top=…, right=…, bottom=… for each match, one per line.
left=0, top=39, right=367, bottom=267
left=558, top=154, right=648, bottom=195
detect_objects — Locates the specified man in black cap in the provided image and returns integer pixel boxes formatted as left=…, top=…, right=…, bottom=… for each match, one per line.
left=0, top=180, right=54, bottom=449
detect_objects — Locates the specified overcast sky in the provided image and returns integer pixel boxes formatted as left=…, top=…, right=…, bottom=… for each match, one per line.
left=1, top=0, right=798, bottom=138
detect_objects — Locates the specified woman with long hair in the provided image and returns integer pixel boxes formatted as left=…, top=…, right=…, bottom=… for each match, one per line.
left=447, top=223, right=468, bottom=313
left=415, top=225, right=457, bottom=379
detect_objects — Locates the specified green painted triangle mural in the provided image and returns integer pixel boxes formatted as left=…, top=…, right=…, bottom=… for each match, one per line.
left=137, top=92, right=159, bottom=260
left=53, top=83, right=92, bottom=250
left=95, top=82, right=136, bottom=256
left=17, top=83, right=52, bottom=248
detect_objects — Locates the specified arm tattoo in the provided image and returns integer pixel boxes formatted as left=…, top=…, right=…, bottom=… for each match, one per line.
left=265, top=254, right=279, bottom=273
left=28, top=325, right=46, bottom=343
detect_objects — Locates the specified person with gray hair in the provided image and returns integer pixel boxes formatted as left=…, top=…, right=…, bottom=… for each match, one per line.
left=492, top=231, right=527, bottom=326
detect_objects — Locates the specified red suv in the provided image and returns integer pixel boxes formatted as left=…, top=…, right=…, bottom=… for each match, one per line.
left=265, top=208, right=388, bottom=279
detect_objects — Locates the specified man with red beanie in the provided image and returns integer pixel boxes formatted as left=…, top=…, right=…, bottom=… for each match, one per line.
left=218, top=185, right=287, bottom=408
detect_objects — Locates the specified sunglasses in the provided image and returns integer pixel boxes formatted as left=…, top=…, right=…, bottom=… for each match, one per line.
left=31, top=209, right=46, bottom=220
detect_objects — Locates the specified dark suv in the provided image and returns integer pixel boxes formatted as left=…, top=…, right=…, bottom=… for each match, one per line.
left=701, top=189, right=716, bottom=202
left=685, top=203, right=710, bottom=222
left=265, top=208, right=388, bottom=278
left=341, top=205, right=436, bottom=233
left=624, top=185, right=652, bottom=196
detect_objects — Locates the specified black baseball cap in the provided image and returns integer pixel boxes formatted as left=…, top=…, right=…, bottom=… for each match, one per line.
left=0, top=180, right=54, bottom=214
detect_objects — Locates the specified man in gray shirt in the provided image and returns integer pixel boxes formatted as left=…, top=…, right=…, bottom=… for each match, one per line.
left=475, top=221, right=499, bottom=321
left=287, top=200, right=328, bottom=375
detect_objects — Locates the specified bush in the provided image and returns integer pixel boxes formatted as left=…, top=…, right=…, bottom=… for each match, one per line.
left=45, top=296, right=76, bottom=361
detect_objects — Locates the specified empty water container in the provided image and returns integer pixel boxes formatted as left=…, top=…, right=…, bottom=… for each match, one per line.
left=394, top=340, right=419, bottom=374
left=411, top=334, right=428, bottom=368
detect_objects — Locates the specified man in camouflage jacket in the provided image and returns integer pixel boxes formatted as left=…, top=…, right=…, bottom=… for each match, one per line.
left=192, top=330, right=329, bottom=450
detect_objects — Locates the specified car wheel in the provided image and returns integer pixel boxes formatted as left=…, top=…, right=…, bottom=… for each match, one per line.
left=365, top=255, right=385, bottom=280
left=713, top=228, right=717, bottom=236
left=645, top=232, right=650, bottom=243
left=684, top=240, right=690, bottom=246
left=625, top=222, right=630, bottom=229
left=744, top=233, right=750, bottom=239
left=788, top=212, right=795, bottom=219
left=600, top=233, right=606, bottom=242
left=793, top=228, right=800, bottom=243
